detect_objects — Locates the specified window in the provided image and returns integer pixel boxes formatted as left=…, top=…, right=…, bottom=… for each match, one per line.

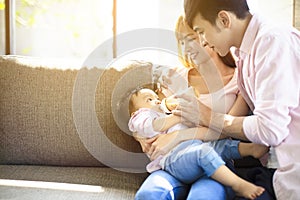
left=113, top=0, right=184, bottom=68
left=295, top=0, right=300, bottom=29
left=13, top=0, right=113, bottom=63
left=0, top=0, right=5, bottom=54
left=3, top=0, right=185, bottom=68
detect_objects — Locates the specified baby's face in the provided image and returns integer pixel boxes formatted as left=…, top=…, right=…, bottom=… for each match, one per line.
left=133, top=89, right=161, bottom=110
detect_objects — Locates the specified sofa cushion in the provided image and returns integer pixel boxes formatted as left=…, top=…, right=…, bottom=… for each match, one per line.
left=0, top=165, right=148, bottom=200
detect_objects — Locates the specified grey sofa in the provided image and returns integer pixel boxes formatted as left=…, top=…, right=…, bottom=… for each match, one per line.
left=0, top=55, right=150, bottom=200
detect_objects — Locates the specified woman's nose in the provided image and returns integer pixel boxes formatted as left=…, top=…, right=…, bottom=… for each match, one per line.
left=199, top=35, right=208, bottom=47
left=183, top=42, right=191, bottom=53
left=184, top=46, right=193, bottom=61
left=201, top=39, right=208, bottom=47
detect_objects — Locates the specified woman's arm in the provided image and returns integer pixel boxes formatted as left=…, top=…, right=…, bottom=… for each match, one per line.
left=228, top=94, right=249, bottom=116
left=148, top=126, right=228, bottom=160
left=132, top=132, right=151, bottom=153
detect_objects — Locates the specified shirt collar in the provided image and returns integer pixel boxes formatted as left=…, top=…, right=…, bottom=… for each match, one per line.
left=236, top=14, right=261, bottom=60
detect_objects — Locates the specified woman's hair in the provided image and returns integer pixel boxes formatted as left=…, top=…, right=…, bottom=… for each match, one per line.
left=184, top=0, right=250, bottom=28
left=128, top=83, right=158, bottom=115
left=175, top=15, right=197, bottom=69
left=175, top=15, right=236, bottom=68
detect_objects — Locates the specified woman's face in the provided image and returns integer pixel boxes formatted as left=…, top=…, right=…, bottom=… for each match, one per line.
left=177, top=20, right=218, bottom=67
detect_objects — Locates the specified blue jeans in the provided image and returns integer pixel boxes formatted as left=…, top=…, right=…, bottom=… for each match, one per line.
left=135, top=170, right=235, bottom=200
left=163, top=139, right=241, bottom=184
left=135, top=139, right=240, bottom=200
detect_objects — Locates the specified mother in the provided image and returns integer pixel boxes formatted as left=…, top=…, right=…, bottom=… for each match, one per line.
left=134, top=15, right=249, bottom=200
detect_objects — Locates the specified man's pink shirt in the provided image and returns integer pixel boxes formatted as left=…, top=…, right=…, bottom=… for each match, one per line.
left=235, top=14, right=300, bottom=199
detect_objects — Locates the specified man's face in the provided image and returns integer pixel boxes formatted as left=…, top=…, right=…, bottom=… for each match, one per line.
left=192, top=13, right=231, bottom=57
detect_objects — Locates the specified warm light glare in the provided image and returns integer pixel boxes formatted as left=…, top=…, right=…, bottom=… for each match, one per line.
left=153, top=175, right=174, bottom=198
left=0, top=179, right=105, bottom=193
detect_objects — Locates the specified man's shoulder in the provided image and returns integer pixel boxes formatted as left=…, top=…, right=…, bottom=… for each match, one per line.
left=254, top=14, right=298, bottom=42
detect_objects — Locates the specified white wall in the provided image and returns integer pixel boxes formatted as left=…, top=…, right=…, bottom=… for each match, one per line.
left=247, top=0, right=294, bottom=25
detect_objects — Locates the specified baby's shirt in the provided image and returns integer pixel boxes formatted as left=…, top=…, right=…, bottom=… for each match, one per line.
left=128, top=108, right=166, bottom=138
left=128, top=107, right=188, bottom=173
left=128, top=108, right=187, bottom=138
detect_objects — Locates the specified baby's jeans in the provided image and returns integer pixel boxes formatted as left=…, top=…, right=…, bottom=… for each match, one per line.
left=163, top=139, right=241, bottom=184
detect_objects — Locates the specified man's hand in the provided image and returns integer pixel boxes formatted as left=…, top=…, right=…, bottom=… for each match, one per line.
left=172, top=92, right=212, bottom=127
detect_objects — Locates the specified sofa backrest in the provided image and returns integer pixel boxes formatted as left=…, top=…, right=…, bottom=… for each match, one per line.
left=0, top=56, right=149, bottom=169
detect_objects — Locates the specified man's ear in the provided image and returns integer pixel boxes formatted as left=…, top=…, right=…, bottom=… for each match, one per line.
left=217, top=10, right=231, bottom=28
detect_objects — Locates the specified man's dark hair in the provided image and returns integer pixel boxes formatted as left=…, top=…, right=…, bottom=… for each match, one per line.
left=184, top=0, right=250, bottom=28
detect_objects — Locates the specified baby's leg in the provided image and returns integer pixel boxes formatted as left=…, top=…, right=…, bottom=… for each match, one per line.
left=211, top=165, right=265, bottom=200
left=238, top=142, right=269, bottom=159
left=164, top=140, right=265, bottom=199
left=210, top=139, right=242, bottom=161
left=163, top=140, right=225, bottom=184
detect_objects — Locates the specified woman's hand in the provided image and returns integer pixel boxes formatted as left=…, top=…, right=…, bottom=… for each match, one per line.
left=153, top=65, right=189, bottom=98
left=152, top=65, right=176, bottom=90
left=147, top=131, right=180, bottom=161
left=133, top=133, right=152, bottom=153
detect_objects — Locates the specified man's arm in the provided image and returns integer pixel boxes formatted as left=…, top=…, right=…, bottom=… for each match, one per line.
left=172, top=93, right=249, bottom=141
left=210, top=112, right=249, bottom=141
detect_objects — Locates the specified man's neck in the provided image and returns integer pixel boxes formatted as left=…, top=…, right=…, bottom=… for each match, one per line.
left=233, top=13, right=253, bottom=48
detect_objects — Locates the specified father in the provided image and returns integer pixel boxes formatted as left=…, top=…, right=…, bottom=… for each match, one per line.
left=176, top=0, right=300, bottom=199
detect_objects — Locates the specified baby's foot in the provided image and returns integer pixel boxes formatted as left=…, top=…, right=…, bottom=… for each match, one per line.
left=232, top=180, right=265, bottom=200
left=251, top=144, right=269, bottom=159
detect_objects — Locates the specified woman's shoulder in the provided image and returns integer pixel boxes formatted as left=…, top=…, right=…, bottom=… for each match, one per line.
left=225, top=68, right=238, bottom=87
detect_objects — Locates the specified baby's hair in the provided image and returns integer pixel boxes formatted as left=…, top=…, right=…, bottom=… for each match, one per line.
left=128, top=83, right=158, bottom=116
